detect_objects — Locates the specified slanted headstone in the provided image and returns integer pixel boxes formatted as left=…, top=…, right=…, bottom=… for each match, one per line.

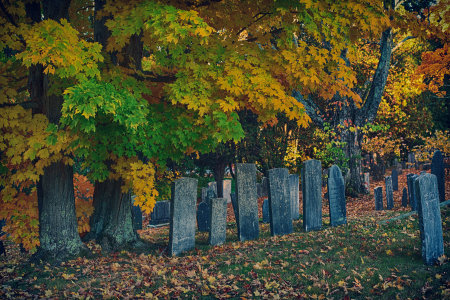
left=268, top=168, right=293, bottom=236
left=327, top=165, right=347, bottom=226
left=149, top=200, right=171, bottom=226
left=392, top=169, right=398, bottom=191
left=223, top=180, right=232, bottom=203
left=401, top=187, right=408, bottom=207
left=385, top=176, right=394, bottom=210
left=261, top=177, right=269, bottom=198
left=230, top=193, right=238, bottom=226
left=197, top=202, right=210, bottom=232
left=262, top=199, right=269, bottom=223
left=302, top=159, right=322, bottom=232
left=415, top=174, right=444, bottom=265
left=169, top=177, right=198, bottom=256
left=431, top=150, right=445, bottom=202
left=209, top=198, right=227, bottom=246
left=374, top=186, right=383, bottom=210
left=363, top=172, right=370, bottom=193
left=235, top=163, right=259, bottom=241
left=289, top=174, right=300, bottom=220
left=407, top=173, right=418, bottom=211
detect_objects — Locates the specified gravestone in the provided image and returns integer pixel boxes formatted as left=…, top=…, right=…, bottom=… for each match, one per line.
left=268, top=168, right=293, bottom=236
left=401, top=187, right=408, bottom=207
left=149, top=200, right=171, bottom=226
left=385, top=176, right=394, bottom=210
left=223, top=180, right=232, bottom=203
left=374, top=186, right=383, bottom=210
left=132, top=204, right=143, bottom=230
left=208, top=181, right=217, bottom=195
left=209, top=198, right=227, bottom=246
left=431, top=150, right=445, bottom=202
left=327, top=165, right=347, bottom=226
left=408, top=152, right=416, bottom=166
left=197, top=202, right=210, bottom=232
left=230, top=193, right=238, bottom=227
left=392, top=169, right=398, bottom=191
left=415, top=174, right=444, bottom=265
left=363, top=172, right=370, bottom=193
left=261, top=177, right=269, bottom=198
left=407, top=173, right=418, bottom=211
left=262, top=199, right=269, bottom=223
left=235, top=163, right=259, bottom=241
left=201, top=187, right=208, bottom=202
left=302, top=159, right=322, bottom=232
left=257, top=183, right=262, bottom=198
left=289, top=174, right=300, bottom=220
left=401, top=161, right=406, bottom=169
left=169, top=177, right=198, bottom=256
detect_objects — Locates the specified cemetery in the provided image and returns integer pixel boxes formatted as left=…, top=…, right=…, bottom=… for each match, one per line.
left=0, top=0, right=449, bottom=299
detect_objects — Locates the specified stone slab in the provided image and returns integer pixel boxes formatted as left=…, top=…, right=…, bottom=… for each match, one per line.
left=302, top=159, right=322, bottom=232
left=209, top=198, right=227, bottom=246
left=268, top=168, right=293, bottom=236
left=431, top=150, right=445, bottom=202
left=385, top=176, right=394, bottom=210
left=289, top=174, right=300, bottom=220
left=374, top=186, right=383, bottom=211
left=328, top=165, right=347, bottom=226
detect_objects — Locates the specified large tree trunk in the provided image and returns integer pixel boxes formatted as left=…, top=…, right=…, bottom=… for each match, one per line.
left=213, top=161, right=227, bottom=198
left=342, top=128, right=363, bottom=196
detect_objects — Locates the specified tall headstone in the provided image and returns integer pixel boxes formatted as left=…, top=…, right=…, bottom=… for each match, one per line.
left=197, top=202, right=210, bottom=232
left=431, top=150, right=445, bottom=202
left=302, top=159, right=322, bottom=232
left=374, top=186, right=383, bottom=210
left=327, top=165, right=347, bottom=226
left=268, top=168, right=293, bottom=236
left=415, top=174, right=444, bottom=265
left=223, top=179, right=232, bottom=203
left=149, top=201, right=171, bottom=226
left=169, top=177, right=198, bottom=256
left=235, top=163, right=259, bottom=241
left=407, top=173, right=418, bottom=211
left=385, top=176, right=394, bottom=210
left=262, top=199, right=269, bottom=223
left=209, top=198, right=227, bottom=246
left=391, top=169, right=398, bottom=191
left=363, top=172, right=370, bottom=193
left=289, top=174, right=300, bottom=220
left=401, top=187, right=408, bottom=207
left=261, top=177, right=269, bottom=198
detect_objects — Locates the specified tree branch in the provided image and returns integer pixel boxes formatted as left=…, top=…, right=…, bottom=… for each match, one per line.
left=0, top=0, right=18, bottom=27
left=392, top=35, right=416, bottom=53
left=292, top=89, right=324, bottom=128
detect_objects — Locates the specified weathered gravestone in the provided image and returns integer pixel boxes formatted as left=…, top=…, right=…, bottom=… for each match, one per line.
left=223, top=180, right=232, bottom=203
left=401, top=187, right=408, bottom=207
left=302, top=159, right=322, bottom=232
left=385, top=176, right=394, bottom=210
left=208, top=181, right=217, bottom=194
left=268, top=168, right=293, bottom=236
left=209, top=198, right=227, bottom=246
left=392, top=169, right=398, bottom=191
left=328, top=165, right=347, bottom=226
left=431, top=150, right=445, bottom=202
left=256, top=183, right=262, bottom=198
left=262, top=199, right=269, bottom=223
left=289, top=174, right=300, bottom=220
left=169, top=177, right=198, bottom=256
left=149, top=200, right=171, bottom=226
left=261, top=177, right=269, bottom=198
left=132, top=205, right=143, bottom=231
left=235, top=163, right=259, bottom=241
left=407, top=173, right=418, bottom=211
left=363, top=172, right=370, bottom=193
left=415, top=173, right=444, bottom=265
left=374, top=186, right=383, bottom=210
left=408, top=152, right=416, bottom=167
left=197, top=202, right=210, bottom=232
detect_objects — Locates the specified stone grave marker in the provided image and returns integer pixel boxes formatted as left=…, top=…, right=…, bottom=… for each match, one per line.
left=328, top=165, right=347, bottom=226
left=407, top=174, right=418, bottom=211
left=197, top=202, right=210, bottom=232
left=268, top=168, right=293, bottom=236
left=223, top=179, right=232, bottom=203
left=385, top=176, right=394, bottom=210
left=132, top=205, right=143, bottom=231
left=208, top=181, right=217, bottom=195
left=392, top=169, right=398, bottom=191
left=257, top=183, right=262, bottom=198
left=431, top=150, right=445, bottom=202
left=289, top=174, right=300, bottom=220
left=415, top=173, right=444, bottom=265
left=262, top=199, right=269, bottom=223
left=401, top=187, right=408, bottom=207
left=261, top=177, right=269, bottom=198
left=209, top=198, right=227, bottom=246
left=235, top=163, right=259, bottom=241
left=149, top=200, right=171, bottom=226
left=302, top=159, right=322, bottom=232
left=169, top=177, right=198, bottom=256
left=408, top=152, right=416, bottom=167
left=374, top=186, right=383, bottom=210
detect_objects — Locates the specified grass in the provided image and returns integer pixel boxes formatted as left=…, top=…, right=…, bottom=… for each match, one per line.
left=0, top=206, right=449, bottom=299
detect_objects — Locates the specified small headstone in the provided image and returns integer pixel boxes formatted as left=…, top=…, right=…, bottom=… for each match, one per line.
left=407, top=173, right=418, bottom=211
left=401, top=187, right=408, bottom=207
left=374, top=186, right=383, bottom=210
left=391, top=169, right=398, bottom=191
left=132, top=205, right=143, bottom=230
left=385, top=176, right=394, bottom=210
left=197, top=202, right=210, bottom=232
left=261, top=177, right=269, bottom=198
left=235, top=164, right=259, bottom=241
left=149, top=200, right=171, bottom=226
left=208, top=181, right=217, bottom=195
left=408, top=152, right=416, bottom=165
left=262, top=199, right=269, bottom=223
left=169, top=177, right=198, bottom=256
left=289, top=174, right=300, bottom=220
left=209, top=198, right=227, bottom=246
left=302, top=159, right=322, bottom=232
left=223, top=180, right=232, bottom=203
left=415, top=173, right=444, bottom=265
left=431, top=150, right=445, bottom=202
left=268, top=168, right=293, bottom=236
left=327, top=165, right=347, bottom=226
left=201, top=187, right=208, bottom=202
left=256, top=183, right=262, bottom=198
left=363, top=172, right=370, bottom=193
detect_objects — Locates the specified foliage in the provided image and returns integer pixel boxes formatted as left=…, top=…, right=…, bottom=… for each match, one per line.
left=313, top=125, right=349, bottom=173
left=414, top=130, right=450, bottom=162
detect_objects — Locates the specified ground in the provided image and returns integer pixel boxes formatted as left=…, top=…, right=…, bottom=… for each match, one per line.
left=0, top=168, right=449, bottom=299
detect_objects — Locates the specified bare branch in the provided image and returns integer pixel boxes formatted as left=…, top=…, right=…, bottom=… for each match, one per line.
left=392, top=36, right=416, bottom=53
